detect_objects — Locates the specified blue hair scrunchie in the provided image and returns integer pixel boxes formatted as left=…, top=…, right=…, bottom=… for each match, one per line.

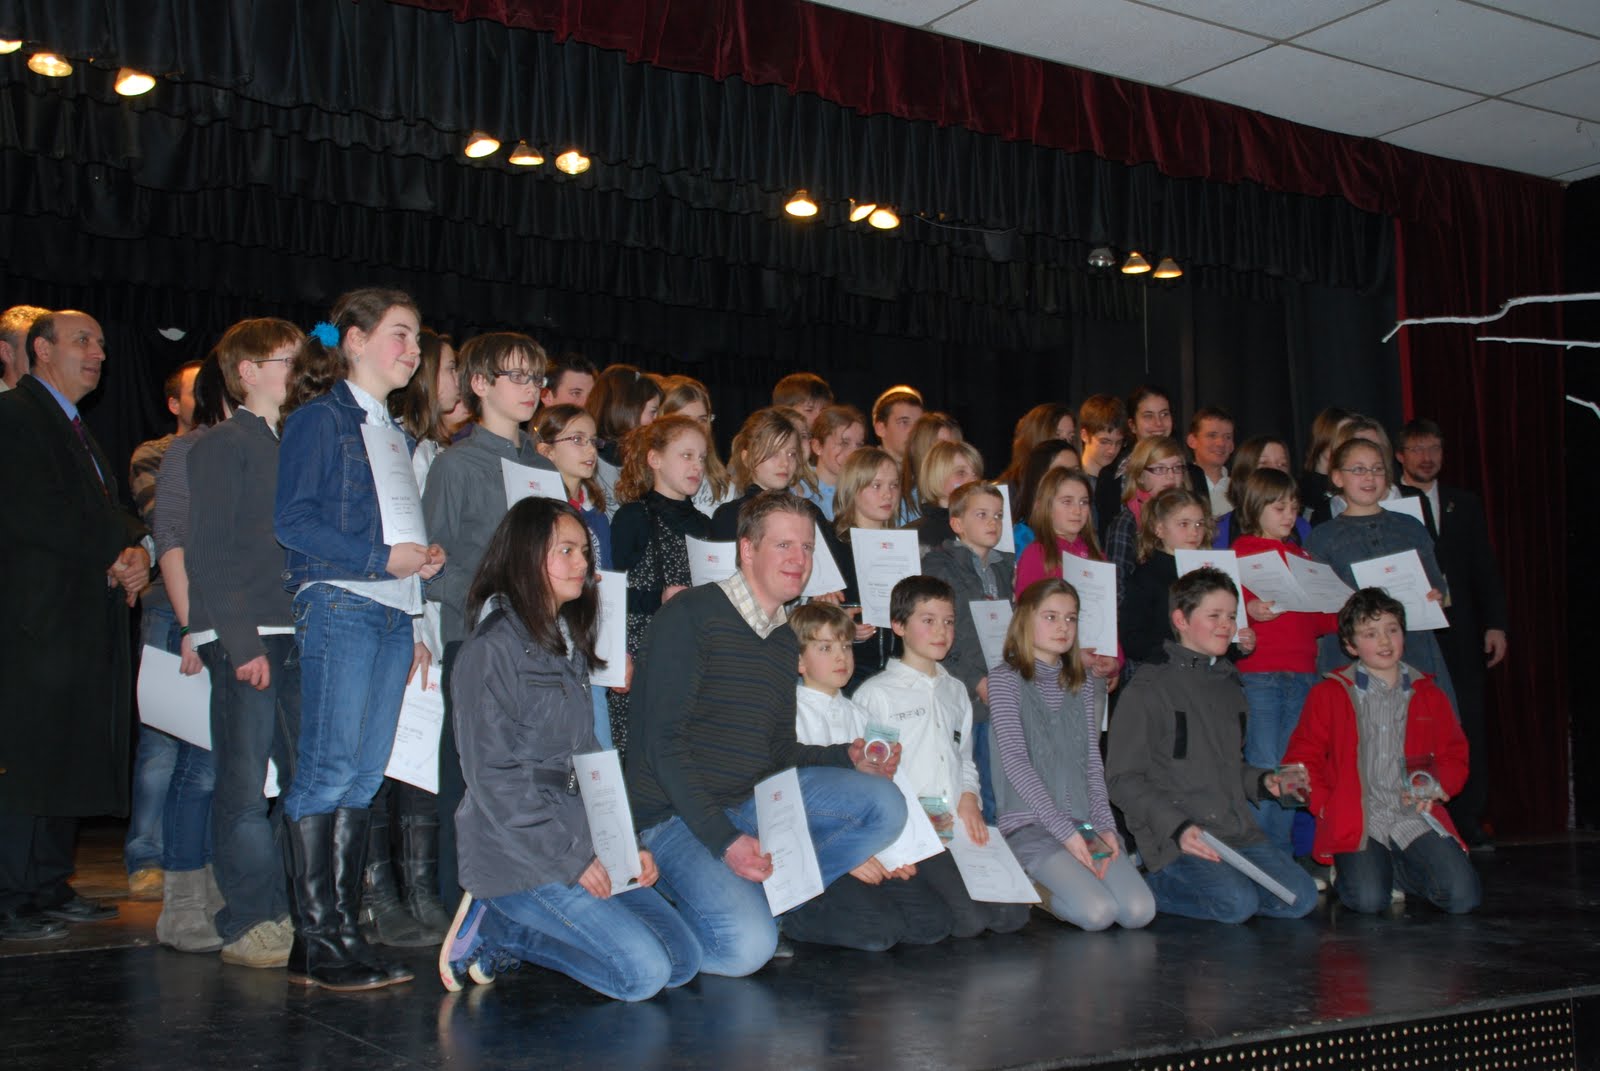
left=309, top=321, right=340, bottom=347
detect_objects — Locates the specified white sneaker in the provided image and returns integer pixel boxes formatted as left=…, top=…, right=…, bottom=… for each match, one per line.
left=221, top=919, right=292, bottom=968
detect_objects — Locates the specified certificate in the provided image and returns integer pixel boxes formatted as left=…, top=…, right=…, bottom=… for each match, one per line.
left=849, top=528, right=922, bottom=628
left=996, top=485, right=1017, bottom=554
left=753, top=768, right=825, bottom=915
left=874, top=773, right=947, bottom=872
left=589, top=569, right=628, bottom=690
left=1061, top=554, right=1117, bottom=655
left=384, top=673, right=445, bottom=794
left=945, top=822, right=1040, bottom=903
left=1285, top=556, right=1357, bottom=614
left=802, top=523, right=847, bottom=598
left=684, top=535, right=739, bottom=587
left=1237, top=550, right=1316, bottom=613
left=360, top=424, right=427, bottom=545
left=1380, top=496, right=1427, bottom=527
left=1350, top=549, right=1448, bottom=630
left=501, top=457, right=567, bottom=508
left=136, top=646, right=213, bottom=750
left=969, top=599, right=1012, bottom=672
left=574, top=750, right=643, bottom=895
left=1174, top=549, right=1245, bottom=636
left=1201, top=831, right=1297, bottom=905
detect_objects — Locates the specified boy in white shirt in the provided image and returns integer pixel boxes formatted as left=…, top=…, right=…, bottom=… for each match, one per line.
left=854, top=578, right=1031, bottom=938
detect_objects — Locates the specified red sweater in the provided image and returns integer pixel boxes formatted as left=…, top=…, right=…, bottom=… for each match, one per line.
left=1282, top=665, right=1468, bottom=863
left=1233, top=535, right=1338, bottom=674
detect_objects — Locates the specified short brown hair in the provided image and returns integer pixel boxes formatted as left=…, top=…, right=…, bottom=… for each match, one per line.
left=216, top=318, right=305, bottom=400
left=1077, top=394, right=1126, bottom=437
left=788, top=601, right=854, bottom=647
left=871, top=385, right=923, bottom=428
left=735, top=489, right=815, bottom=548
left=948, top=480, right=1003, bottom=519
left=1234, top=468, right=1298, bottom=538
left=772, top=372, right=833, bottom=410
left=459, top=333, right=548, bottom=421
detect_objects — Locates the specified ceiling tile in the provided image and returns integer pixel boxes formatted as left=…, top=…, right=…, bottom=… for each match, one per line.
left=1507, top=63, right=1600, bottom=122
left=1474, top=0, right=1600, bottom=38
left=1134, top=0, right=1379, bottom=41
left=930, top=0, right=1266, bottom=85
left=1295, top=0, right=1600, bottom=95
left=1384, top=98, right=1600, bottom=177
left=802, top=0, right=972, bottom=27
left=1557, top=161, right=1600, bottom=181
left=1177, top=46, right=1481, bottom=138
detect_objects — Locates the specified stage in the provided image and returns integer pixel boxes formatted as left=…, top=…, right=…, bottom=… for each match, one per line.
left=6, top=827, right=1599, bottom=1070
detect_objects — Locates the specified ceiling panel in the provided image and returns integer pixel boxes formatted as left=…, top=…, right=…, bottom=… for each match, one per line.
left=1385, top=98, right=1600, bottom=176
left=1134, top=0, right=1379, bottom=41
left=930, top=0, right=1265, bottom=86
left=1557, top=161, right=1600, bottom=182
left=1295, top=0, right=1600, bottom=95
left=1178, top=46, right=1479, bottom=138
left=803, top=0, right=967, bottom=26
left=1476, top=0, right=1600, bottom=38
left=1507, top=62, right=1600, bottom=122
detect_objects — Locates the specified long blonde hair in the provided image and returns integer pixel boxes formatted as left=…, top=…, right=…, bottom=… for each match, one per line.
left=658, top=374, right=730, bottom=501
left=832, top=447, right=899, bottom=541
left=1121, top=436, right=1185, bottom=504
left=1003, top=578, right=1086, bottom=690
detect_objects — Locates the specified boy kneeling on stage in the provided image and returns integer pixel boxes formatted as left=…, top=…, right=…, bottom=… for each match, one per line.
left=1282, top=588, right=1481, bottom=914
left=1107, top=568, right=1318, bottom=923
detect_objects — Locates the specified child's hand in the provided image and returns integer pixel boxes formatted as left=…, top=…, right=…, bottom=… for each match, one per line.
left=1064, top=829, right=1105, bottom=878
left=407, top=642, right=431, bottom=688
left=977, top=676, right=989, bottom=705
left=887, top=863, right=917, bottom=881
left=850, top=858, right=889, bottom=885
left=957, top=793, right=988, bottom=845
left=1234, top=627, right=1257, bottom=655
left=1247, top=599, right=1281, bottom=622
left=609, top=653, right=635, bottom=695
left=418, top=543, right=447, bottom=580
left=179, top=634, right=204, bottom=676
left=1084, top=651, right=1119, bottom=679
left=235, top=654, right=271, bottom=691
left=637, top=849, right=659, bottom=888
left=846, top=605, right=876, bottom=642
left=577, top=858, right=612, bottom=899
left=849, top=739, right=900, bottom=779
left=662, top=584, right=688, bottom=603
left=386, top=542, right=430, bottom=579
left=1425, top=588, right=1443, bottom=603
left=1178, top=825, right=1221, bottom=862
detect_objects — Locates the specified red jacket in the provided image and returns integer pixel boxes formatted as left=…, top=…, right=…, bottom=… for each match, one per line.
left=1282, top=664, right=1469, bottom=863
left=1233, top=535, right=1338, bottom=674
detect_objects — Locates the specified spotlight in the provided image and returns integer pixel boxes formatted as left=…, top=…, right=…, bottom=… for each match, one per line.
left=1087, top=246, right=1116, bottom=269
left=1121, top=251, right=1151, bottom=274
left=0, top=40, right=22, bottom=55
left=868, top=207, right=899, bottom=230
left=27, top=52, right=72, bottom=77
left=555, top=150, right=591, bottom=175
left=785, top=190, right=818, bottom=218
left=508, top=141, right=544, bottom=166
left=849, top=200, right=876, bottom=223
left=114, top=68, right=156, bottom=96
left=1153, top=257, right=1183, bottom=279
left=464, top=131, right=500, bottom=159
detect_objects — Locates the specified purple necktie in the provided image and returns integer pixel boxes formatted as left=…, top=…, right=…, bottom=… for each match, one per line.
left=73, top=414, right=107, bottom=494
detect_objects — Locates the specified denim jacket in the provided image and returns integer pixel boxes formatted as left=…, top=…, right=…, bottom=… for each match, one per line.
left=275, top=381, right=414, bottom=589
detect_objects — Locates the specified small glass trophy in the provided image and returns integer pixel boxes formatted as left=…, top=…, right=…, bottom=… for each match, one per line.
left=1275, top=763, right=1310, bottom=808
left=919, top=795, right=955, bottom=840
left=1403, top=754, right=1443, bottom=802
left=863, top=723, right=899, bottom=768
left=1076, top=822, right=1113, bottom=860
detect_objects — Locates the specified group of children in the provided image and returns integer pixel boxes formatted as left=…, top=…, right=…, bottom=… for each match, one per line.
left=123, top=287, right=1483, bottom=1005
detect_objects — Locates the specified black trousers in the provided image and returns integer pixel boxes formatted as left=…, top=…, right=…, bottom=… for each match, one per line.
left=0, top=815, right=78, bottom=913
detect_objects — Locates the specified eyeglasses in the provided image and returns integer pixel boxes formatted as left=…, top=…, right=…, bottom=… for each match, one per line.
left=1145, top=463, right=1185, bottom=476
left=493, top=369, right=546, bottom=387
left=255, top=356, right=294, bottom=366
left=550, top=433, right=605, bottom=449
left=1339, top=465, right=1386, bottom=478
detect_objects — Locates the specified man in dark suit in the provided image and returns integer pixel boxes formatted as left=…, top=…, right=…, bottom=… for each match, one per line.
left=0, top=309, right=151, bottom=939
left=1397, top=419, right=1509, bottom=851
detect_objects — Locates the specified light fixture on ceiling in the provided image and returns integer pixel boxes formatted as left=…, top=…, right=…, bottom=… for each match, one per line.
left=1153, top=256, right=1183, bottom=279
left=1087, top=246, right=1116, bottom=269
left=554, top=150, right=591, bottom=175
left=849, top=200, right=876, bottom=223
left=114, top=68, right=156, bottom=96
left=785, top=190, right=818, bottom=218
left=27, top=52, right=72, bottom=77
left=0, top=40, right=22, bottom=55
left=868, top=207, right=900, bottom=230
left=464, top=131, right=500, bottom=159
left=1121, top=251, right=1151, bottom=274
left=508, top=141, right=544, bottom=166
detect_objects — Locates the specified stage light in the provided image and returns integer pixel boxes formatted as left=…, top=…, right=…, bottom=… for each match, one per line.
left=849, top=200, right=876, bottom=223
left=1087, top=246, right=1116, bottom=268
left=464, top=131, right=500, bottom=159
left=1121, top=251, right=1151, bottom=274
left=508, top=141, right=544, bottom=166
left=785, top=190, right=818, bottom=218
left=114, top=68, right=156, bottom=96
left=27, top=52, right=72, bottom=77
left=0, top=40, right=22, bottom=55
left=555, top=150, right=591, bottom=175
left=1153, top=257, right=1183, bottom=279
left=868, top=207, right=899, bottom=230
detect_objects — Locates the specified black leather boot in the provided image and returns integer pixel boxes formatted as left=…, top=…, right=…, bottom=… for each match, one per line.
left=358, top=806, right=432, bottom=947
left=330, top=807, right=413, bottom=985
left=284, top=813, right=388, bottom=991
left=397, top=813, right=453, bottom=936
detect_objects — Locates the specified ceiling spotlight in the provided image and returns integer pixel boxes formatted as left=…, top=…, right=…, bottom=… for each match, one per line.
left=849, top=200, right=876, bottom=223
left=27, top=52, right=72, bottom=77
left=868, top=207, right=900, bottom=230
left=785, top=190, right=818, bottom=218
left=555, top=150, right=591, bottom=175
left=0, top=40, right=22, bottom=55
left=508, top=141, right=544, bottom=166
left=114, top=68, right=156, bottom=96
left=1121, top=251, right=1151, bottom=274
left=464, top=131, right=500, bottom=159
left=1153, top=257, right=1183, bottom=279
left=1087, top=246, right=1116, bottom=269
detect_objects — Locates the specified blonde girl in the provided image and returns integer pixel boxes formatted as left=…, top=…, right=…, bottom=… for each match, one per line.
left=1104, top=435, right=1187, bottom=593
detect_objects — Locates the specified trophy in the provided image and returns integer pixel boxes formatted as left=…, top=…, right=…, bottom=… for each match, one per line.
left=863, top=723, right=899, bottom=769
left=1275, top=763, right=1310, bottom=808
left=1076, top=822, right=1113, bottom=860
left=919, top=795, right=955, bottom=840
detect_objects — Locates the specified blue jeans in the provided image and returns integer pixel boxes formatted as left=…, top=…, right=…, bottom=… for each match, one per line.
left=592, top=687, right=614, bottom=751
left=482, top=884, right=702, bottom=1001
left=162, top=743, right=214, bottom=873
left=1334, top=833, right=1481, bottom=915
left=127, top=606, right=184, bottom=873
left=1145, top=839, right=1319, bottom=923
left=640, top=767, right=905, bottom=977
left=972, top=722, right=996, bottom=825
left=1242, top=671, right=1316, bottom=856
left=202, top=633, right=302, bottom=941
left=284, top=585, right=413, bottom=821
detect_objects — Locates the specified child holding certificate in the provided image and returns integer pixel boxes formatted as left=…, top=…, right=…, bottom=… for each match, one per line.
left=710, top=408, right=826, bottom=540
left=1014, top=467, right=1120, bottom=687
left=1281, top=589, right=1480, bottom=914
left=991, top=579, right=1155, bottom=930
left=1118, top=487, right=1213, bottom=666
left=441, top=497, right=702, bottom=999
left=831, top=447, right=902, bottom=692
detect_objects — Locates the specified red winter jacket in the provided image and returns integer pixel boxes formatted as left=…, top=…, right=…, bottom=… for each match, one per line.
left=1282, top=664, right=1469, bottom=863
left=1233, top=535, right=1338, bottom=674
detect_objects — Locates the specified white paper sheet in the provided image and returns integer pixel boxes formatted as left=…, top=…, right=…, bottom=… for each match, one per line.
left=1380, top=496, right=1427, bottom=528
left=969, top=599, right=1012, bottom=673
left=996, top=485, right=1017, bottom=554
left=136, top=646, right=214, bottom=750
left=1285, top=555, right=1357, bottom=614
left=753, top=768, right=825, bottom=915
left=874, top=774, right=948, bottom=872
left=684, top=535, right=739, bottom=587
left=589, top=569, right=628, bottom=690
left=802, top=522, right=847, bottom=598
left=384, top=673, right=445, bottom=794
left=849, top=528, right=922, bottom=628
left=945, top=822, right=1040, bottom=903
left=1060, top=554, right=1118, bottom=656
left=1174, top=548, right=1245, bottom=637
left=360, top=424, right=427, bottom=545
left=1350, top=549, right=1449, bottom=630
left=1201, top=831, right=1297, bottom=905
left=574, top=749, right=643, bottom=895
left=501, top=456, right=567, bottom=508
left=1236, top=550, right=1318, bottom=613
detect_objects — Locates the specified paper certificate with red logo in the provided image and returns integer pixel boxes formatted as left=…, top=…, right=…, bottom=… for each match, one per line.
left=801, top=522, right=848, bottom=599
left=385, top=672, right=445, bottom=794
left=1174, top=549, right=1245, bottom=637
left=969, top=600, right=1012, bottom=672
left=1061, top=553, right=1118, bottom=656
left=361, top=424, right=427, bottom=545
left=684, top=535, right=739, bottom=587
left=754, top=768, right=825, bottom=915
left=501, top=457, right=567, bottom=508
left=1350, top=549, right=1449, bottom=630
left=574, top=749, right=643, bottom=895
left=849, top=528, right=921, bottom=628
left=589, top=570, right=627, bottom=690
